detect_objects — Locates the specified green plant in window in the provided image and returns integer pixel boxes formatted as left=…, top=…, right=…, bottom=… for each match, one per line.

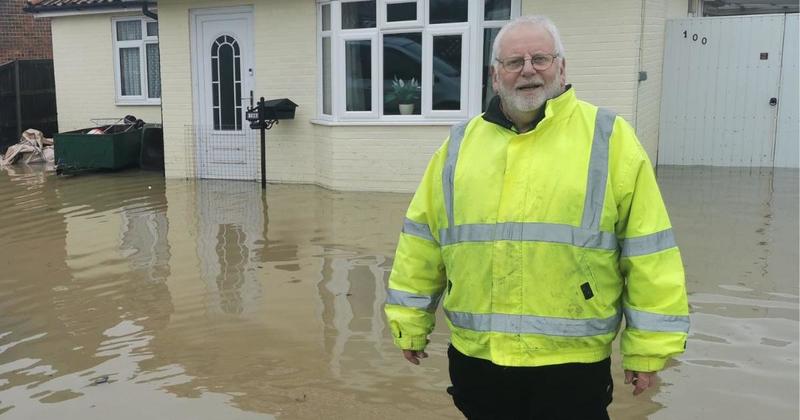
left=385, top=76, right=420, bottom=104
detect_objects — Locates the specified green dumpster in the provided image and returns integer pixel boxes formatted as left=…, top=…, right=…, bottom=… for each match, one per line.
left=54, top=125, right=142, bottom=171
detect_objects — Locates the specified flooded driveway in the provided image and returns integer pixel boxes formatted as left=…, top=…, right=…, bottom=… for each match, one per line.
left=0, top=165, right=797, bottom=419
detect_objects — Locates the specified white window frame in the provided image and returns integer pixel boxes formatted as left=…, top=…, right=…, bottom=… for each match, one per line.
left=472, top=0, right=520, bottom=113
left=112, top=16, right=160, bottom=106
left=381, top=0, right=423, bottom=29
left=317, top=1, right=337, bottom=120
left=338, top=32, right=380, bottom=119
left=424, top=25, right=469, bottom=118
left=316, top=0, right=519, bottom=123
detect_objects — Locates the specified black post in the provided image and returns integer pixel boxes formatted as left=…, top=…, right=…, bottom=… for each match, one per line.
left=259, top=97, right=267, bottom=190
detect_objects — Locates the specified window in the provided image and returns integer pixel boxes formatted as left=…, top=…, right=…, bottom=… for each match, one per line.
left=211, top=35, right=243, bottom=130
left=317, top=0, right=517, bottom=121
left=113, top=18, right=160, bottom=105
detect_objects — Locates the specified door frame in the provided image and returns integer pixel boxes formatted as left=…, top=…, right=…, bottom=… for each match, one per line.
left=189, top=6, right=256, bottom=178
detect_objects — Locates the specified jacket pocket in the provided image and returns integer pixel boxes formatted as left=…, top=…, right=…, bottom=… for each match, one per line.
left=577, top=253, right=605, bottom=309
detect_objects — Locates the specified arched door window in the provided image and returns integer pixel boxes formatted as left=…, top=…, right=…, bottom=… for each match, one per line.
left=211, top=35, right=242, bottom=130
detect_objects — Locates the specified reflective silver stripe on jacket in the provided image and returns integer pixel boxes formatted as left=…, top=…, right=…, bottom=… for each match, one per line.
left=402, top=217, right=436, bottom=242
left=581, top=108, right=616, bottom=231
left=620, top=229, right=677, bottom=257
left=624, top=306, right=689, bottom=333
left=441, top=109, right=617, bottom=249
left=386, top=288, right=442, bottom=312
left=443, top=121, right=469, bottom=229
left=445, top=309, right=621, bottom=336
left=439, top=222, right=617, bottom=250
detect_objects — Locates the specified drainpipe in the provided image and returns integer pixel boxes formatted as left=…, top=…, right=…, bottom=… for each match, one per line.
left=142, top=3, right=157, bottom=20
left=634, top=0, right=646, bottom=132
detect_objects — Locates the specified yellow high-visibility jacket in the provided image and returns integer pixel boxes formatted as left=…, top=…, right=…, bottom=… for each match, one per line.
left=385, top=87, right=689, bottom=372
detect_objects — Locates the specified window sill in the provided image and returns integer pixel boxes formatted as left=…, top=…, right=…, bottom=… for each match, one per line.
left=310, top=118, right=464, bottom=126
left=115, top=101, right=162, bottom=106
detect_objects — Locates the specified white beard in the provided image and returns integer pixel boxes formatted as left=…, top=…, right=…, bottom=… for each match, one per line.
left=498, top=76, right=563, bottom=113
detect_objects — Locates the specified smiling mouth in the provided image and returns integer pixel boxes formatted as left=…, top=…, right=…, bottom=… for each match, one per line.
left=516, top=83, right=543, bottom=91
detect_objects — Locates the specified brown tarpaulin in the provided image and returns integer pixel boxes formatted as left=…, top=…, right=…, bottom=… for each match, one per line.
left=0, top=129, right=54, bottom=166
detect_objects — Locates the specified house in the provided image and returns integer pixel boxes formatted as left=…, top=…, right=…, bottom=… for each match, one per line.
left=25, top=0, right=701, bottom=192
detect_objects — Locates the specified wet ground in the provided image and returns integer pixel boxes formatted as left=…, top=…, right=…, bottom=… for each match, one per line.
left=0, top=165, right=797, bottom=419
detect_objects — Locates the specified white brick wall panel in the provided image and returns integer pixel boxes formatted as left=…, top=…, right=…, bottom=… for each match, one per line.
left=634, top=0, right=668, bottom=161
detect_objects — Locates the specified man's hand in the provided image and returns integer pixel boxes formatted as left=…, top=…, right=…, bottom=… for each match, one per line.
left=624, top=370, right=656, bottom=395
left=402, top=349, right=428, bottom=365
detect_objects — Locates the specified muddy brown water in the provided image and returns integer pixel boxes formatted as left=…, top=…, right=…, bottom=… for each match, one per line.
left=0, top=165, right=796, bottom=419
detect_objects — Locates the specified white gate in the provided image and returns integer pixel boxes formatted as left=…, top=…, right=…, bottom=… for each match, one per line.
left=775, top=14, right=799, bottom=168
left=659, top=14, right=799, bottom=168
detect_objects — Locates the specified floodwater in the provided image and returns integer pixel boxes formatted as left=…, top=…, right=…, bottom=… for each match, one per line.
left=0, top=164, right=796, bottom=419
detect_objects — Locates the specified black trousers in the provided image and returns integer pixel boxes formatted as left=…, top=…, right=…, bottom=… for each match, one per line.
left=447, top=345, right=613, bottom=420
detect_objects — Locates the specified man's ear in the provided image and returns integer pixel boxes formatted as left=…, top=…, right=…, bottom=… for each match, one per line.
left=490, top=65, right=499, bottom=92
left=559, top=58, right=567, bottom=87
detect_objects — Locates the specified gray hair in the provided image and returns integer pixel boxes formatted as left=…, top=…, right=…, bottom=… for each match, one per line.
left=491, top=15, right=566, bottom=70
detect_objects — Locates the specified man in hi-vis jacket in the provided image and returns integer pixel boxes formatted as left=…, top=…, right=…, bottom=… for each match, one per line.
left=384, top=15, right=689, bottom=420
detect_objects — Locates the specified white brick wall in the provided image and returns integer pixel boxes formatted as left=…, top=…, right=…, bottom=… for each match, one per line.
left=154, top=0, right=681, bottom=192
left=635, top=0, right=666, bottom=161
left=157, top=1, right=195, bottom=179
left=527, top=0, right=643, bottom=121
left=255, top=0, right=318, bottom=184
left=531, top=0, right=686, bottom=164
left=313, top=125, right=448, bottom=192
left=51, top=14, right=162, bottom=132
left=666, top=0, right=691, bottom=18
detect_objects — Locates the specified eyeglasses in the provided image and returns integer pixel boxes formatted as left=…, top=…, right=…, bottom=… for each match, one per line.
left=495, top=53, right=560, bottom=72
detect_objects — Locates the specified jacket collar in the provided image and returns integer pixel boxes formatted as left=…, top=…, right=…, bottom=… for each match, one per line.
left=482, top=84, right=576, bottom=133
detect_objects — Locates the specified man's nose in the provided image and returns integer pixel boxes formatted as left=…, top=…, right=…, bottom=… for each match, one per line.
left=520, top=58, right=537, bottom=75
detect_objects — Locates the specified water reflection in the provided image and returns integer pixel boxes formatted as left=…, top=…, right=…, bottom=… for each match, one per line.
left=196, top=181, right=265, bottom=316
left=655, top=166, right=799, bottom=420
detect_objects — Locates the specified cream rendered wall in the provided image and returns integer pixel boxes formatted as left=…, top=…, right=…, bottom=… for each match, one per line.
left=50, top=14, right=162, bottom=132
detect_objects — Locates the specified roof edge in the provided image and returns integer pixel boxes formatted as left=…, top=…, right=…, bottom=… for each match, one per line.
left=24, top=1, right=155, bottom=14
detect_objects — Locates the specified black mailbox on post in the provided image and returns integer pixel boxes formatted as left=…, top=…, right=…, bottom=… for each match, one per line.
left=245, top=96, right=300, bottom=189
left=262, top=98, right=298, bottom=120
left=246, top=97, right=299, bottom=130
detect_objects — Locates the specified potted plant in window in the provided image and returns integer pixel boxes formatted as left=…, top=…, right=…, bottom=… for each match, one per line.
left=386, top=76, right=420, bottom=115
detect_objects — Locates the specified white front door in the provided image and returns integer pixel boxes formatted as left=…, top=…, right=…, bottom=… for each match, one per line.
left=192, top=7, right=256, bottom=180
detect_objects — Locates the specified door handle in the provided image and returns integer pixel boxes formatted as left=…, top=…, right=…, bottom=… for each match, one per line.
left=769, top=97, right=777, bottom=106
left=242, top=90, right=254, bottom=108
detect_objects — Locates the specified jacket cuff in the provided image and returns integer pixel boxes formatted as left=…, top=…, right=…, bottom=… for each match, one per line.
left=393, top=335, right=428, bottom=351
left=622, top=355, right=668, bottom=372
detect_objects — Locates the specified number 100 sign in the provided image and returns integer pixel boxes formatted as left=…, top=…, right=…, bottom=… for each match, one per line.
left=683, top=30, right=708, bottom=45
